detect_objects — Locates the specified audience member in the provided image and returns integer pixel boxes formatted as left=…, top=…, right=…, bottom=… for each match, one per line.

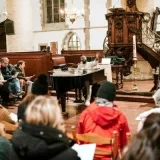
left=14, top=60, right=33, bottom=93
left=11, top=96, right=80, bottom=160
left=17, top=73, right=48, bottom=121
left=136, top=89, right=160, bottom=132
left=122, top=113, right=160, bottom=160
left=0, top=61, right=17, bottom=105
left=0, top=57, right=24, bottom=96
left=0, top=136, right=12, bottom=160
left=77, top=81, right=130, bottom=159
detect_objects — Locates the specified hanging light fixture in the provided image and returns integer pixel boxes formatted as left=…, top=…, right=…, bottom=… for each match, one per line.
left=60, top=0, right=84, bottom=23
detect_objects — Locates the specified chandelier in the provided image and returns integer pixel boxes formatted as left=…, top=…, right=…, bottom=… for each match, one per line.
left=59, top=0, right=84, bottom=23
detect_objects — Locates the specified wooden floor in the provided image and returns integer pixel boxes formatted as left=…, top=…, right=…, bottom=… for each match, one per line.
left=8, top=80, right=155, bottom=136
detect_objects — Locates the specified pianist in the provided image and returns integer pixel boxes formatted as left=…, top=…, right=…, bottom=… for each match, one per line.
left=77, top=55, right=100, bottom=106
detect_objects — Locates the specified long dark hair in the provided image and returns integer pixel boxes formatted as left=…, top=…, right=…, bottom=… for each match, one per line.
left=122, top=113, right=160, bottom=160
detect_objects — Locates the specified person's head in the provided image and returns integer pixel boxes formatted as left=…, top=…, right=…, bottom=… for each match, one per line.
left=31, top=73, right=48, bottom=95
left=122, top=124, right=160, bottom=160
left=80, top=55, right=87, bottom=64
left=17, top=60, right=25, bottom=69
left=96, top=81, right=116, bottom=102
left=25, top=96, right=65, bottom=133
left=152, top=89, right=160, bottom=107
left=142, top=113, right=160, bottom=130
left=95, top=52, right=102, bottom=62
left=0, top=57, right=9, bottom=67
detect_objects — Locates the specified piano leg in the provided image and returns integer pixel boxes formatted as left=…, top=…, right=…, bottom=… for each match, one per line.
left=57, top=91, right=68, bottom=117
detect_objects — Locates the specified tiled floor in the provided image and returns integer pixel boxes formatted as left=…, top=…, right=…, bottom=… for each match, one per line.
left=8, top=80, right=155, bottom=136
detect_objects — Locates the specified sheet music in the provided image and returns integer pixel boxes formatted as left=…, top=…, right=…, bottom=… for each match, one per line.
left=9, top=113, right=18, bottom=122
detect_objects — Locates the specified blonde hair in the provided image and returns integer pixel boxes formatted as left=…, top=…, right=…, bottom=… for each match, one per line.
left=25, top=96, right=65, bottom=133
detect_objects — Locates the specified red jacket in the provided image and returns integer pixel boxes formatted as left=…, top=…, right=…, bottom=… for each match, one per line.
left=77, top=102, right=130, bottom=159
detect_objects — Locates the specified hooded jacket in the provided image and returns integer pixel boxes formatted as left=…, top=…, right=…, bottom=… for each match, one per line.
left=77, top=102, right=130, bottom=159
left=10, top=122, right=80, bottom=160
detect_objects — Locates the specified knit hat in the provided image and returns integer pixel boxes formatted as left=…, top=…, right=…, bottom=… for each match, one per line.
left=31, top=74, right=48, bottom=95
left=97, top=81, right=116, bottom=102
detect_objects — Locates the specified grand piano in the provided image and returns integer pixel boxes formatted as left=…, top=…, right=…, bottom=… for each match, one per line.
left=49, top=68, right=106, bottom=116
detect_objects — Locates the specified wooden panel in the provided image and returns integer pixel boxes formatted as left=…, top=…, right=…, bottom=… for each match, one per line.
left=0, top=52, right=52, bottom=77
left=61, top=50, right=104, bottom=57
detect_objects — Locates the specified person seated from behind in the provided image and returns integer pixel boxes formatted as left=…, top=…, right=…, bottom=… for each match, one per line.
left=14, top=60, right=34, bottom=93
left=136, top=88, right=160, bottom=132
left=11, top=96, right=80, bottom=160
left=77, top=81, right=130, bottom=159
left=122, top=113, right=160, bottom=160
left=0, top=57, right=24, bottom=96
left=17, top=73, right=48, bottom=122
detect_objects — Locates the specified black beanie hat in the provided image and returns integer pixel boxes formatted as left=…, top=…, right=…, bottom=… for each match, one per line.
left=97, top=81, right=116, bottom=102
left=31, top=74, right=48, bottom=95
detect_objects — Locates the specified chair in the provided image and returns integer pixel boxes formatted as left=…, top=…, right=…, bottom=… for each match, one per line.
left=52, top=56, right=75, bottom=69
left=72, top=130, right=119, bottom=160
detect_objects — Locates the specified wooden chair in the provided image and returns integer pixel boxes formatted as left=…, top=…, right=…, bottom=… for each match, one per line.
left=1, top=121, right=18, bottom=134
left=0, top=122, right=17, bottom=140
left=72, top=130, right=119, bottom=160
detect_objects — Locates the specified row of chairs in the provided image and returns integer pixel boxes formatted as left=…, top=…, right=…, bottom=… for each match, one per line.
left=72, top=129, right=131, bottom=160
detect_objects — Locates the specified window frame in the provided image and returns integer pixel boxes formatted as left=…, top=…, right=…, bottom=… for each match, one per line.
left=46, top=0, right=65, bottom=24
left=68, top=34, right=81, bottom=50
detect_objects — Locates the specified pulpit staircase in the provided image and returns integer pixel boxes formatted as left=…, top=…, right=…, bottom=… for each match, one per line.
left=116, top=21, right=160, bottom=103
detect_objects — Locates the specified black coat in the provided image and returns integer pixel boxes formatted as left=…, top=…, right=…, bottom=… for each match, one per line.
left=1, top=64, right=14, bottom=80
left=11, top=122, right=80, bottom=160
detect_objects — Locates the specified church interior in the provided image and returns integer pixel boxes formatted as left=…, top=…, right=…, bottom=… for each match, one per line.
left=0, top=0, right=160, bottom=159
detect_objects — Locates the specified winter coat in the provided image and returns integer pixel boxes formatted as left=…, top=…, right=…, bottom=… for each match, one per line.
left=0, top=137, right=12, bottom=160
left=77, top=102, right=130, bottom=160
left=14, top=66, right=25, bottom=80
left=11, top=122, right=80, bottom=160
left=1, top=64, right=14, bottom=80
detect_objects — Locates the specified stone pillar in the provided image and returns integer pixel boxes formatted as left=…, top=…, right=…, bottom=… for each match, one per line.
left=84, top=0, right=90, bottom=50
left=6, top=0, right=33, bottom=52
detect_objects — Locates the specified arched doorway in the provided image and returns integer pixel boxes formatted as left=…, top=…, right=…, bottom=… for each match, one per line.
left=0, top=21, right=6, bottom=52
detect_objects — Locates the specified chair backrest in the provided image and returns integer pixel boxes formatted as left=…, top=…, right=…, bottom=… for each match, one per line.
left=52, top=56, right=66, bottom=66
left=72, top=129, right=118, bottom=160
left=126, top=132, right=131, bottom=145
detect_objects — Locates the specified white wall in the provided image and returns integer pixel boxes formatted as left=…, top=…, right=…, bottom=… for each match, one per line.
left=0, top=0, right=6, bottom=23
left=90, top=28, right=106, bottom=50
left=6, top=0, right=33, bottom=52
left=33, top=29, right=85, bottom=54
left=32, top=0, right=108, bottom=52
left=31, top=0, right=42, bottom=31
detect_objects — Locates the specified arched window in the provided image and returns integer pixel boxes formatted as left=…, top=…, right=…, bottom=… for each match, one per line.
left=46, top=0, right=65, bottom=23
left=68, top=34, right=81, bottom=50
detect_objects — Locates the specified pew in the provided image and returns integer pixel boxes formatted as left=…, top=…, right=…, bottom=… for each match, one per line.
left=0, top=51, right=53, bottom=77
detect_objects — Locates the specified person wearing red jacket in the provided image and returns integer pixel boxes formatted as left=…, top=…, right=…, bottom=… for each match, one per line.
left=77, top=81, right=130, bottom=160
